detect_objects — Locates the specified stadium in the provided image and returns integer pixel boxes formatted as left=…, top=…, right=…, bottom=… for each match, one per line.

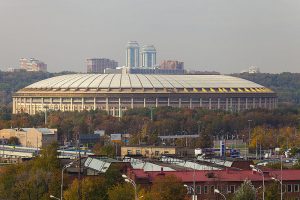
left=13, top=74, right=277, bottom=116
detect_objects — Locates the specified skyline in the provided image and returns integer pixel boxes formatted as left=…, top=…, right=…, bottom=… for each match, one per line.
left=0, top=0, right=300, bottom=73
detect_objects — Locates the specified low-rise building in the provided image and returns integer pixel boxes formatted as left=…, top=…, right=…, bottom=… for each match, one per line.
left=127, top=168, right=300, bottom=200
left=121, top=146, right=194, bottom=158
left=0, top=128, right=57, bottom=148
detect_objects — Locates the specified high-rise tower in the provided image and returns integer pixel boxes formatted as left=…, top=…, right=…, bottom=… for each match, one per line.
left=141, top=45, right=156, bottom=68
left=126, top=41, right=140, bottom=68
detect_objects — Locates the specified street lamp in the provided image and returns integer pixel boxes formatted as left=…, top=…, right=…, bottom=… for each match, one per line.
left=271, top=177, right=283, bottom=200
left=250, top=165, right=265, bottom=200
left=49, top=195, right=60, bottom=200
left=214, top=189, right=226, bottom=200
left=61, top=161, right=75, bottom=200
left=184, top=184, right=197, bottom=200
left=122, top=174, right=138, bottom=200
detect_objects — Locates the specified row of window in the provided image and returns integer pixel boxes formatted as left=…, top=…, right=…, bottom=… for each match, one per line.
left=186, top=184, right=300, bottom=195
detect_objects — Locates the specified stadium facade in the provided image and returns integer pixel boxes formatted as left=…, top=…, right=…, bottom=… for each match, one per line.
left=12, top=74, right=277, bottom=117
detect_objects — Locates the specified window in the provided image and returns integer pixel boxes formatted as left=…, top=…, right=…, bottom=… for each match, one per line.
left=204, top=185, right=208, bottom=194
left=227, top=185, right=235, bottom=193
left=196, top=185, right=201, bottom=194
left=294, top=184, right=299, bottom=192
left=136, top=149, right=141, bottom=155
left=287, top=184, right=292, bottom=193
left=155, top=151, right=160, bottom=156
left=127, top=150, right=132, bottom=155
left=210, top=185, right=215, bottom=193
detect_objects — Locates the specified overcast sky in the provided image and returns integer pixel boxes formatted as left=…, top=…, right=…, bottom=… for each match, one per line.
left=0, top=0, right=299, bottom=73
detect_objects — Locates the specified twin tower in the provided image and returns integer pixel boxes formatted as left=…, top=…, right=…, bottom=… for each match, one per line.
left=126, top=41, right=157, bottom=68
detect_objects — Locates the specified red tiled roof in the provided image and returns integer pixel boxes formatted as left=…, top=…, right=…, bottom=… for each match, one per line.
left=130, top=169, right=300, bottom=183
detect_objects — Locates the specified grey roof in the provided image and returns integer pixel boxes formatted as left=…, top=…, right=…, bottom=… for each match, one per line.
left=22, top=74, right=270, bottom=92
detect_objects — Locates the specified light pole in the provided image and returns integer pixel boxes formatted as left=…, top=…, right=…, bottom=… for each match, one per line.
left=184, top=184, right=197, bottom=200
left=214, top=189, right=226, bottom=200
left=250, top=165, right=265, bottom=200
left=61, top=161, right=75, bottom=200
left=122, top=174, right=138, bottom=200
left=50, top=195, right=60, bottom=200
left=43, top=105, right=49, bottom=127
left=271, top=177, right=283, bottom=200
left=248, top=119, right=252, bottom=159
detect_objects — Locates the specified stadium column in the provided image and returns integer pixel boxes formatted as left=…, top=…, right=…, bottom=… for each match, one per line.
left=118, top=98, right=121, bottom=118
left=144, top=98, right=146, bottom=108
left=60, top=98, right=63, bottom=111
left=253, top=98, right=256, bottom=108
left=167, top=97, right=170, bottom=106
left=82, top=98, right=84, bottom=111
left=209, top=98, right=211, bottom=110
left=30, top=97, right=33, bottom=115
left=264, top=98, right=267, bottom=108
left=189, top=98, right=192, bottom=109
left=106, top=97, right=109, bottom=112
left=225, top=98, right=228, bottom=111
left=245, top=98, right=248, bottom=109
left=259, top=97, right=262, bottom=108
left=217, top=98, right=220, bottom=109
left=12, top=98, right=16, bottom=114
left=155, top=97, right=158, bottom=107
left=238, top=98, right=240, bottom=112
left=131, top=97, right=134, bottom=109
left=71, top=98, right=73, bottom=111
left=179, top=98, right=182, bottom=108
left=200, top=98, right=202, bottom=107
left=94, top=97, right=96, bottom=110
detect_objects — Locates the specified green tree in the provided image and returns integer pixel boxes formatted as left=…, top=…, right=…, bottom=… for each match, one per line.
left=64, top=177, right=107, bottom=200
left=148, top=175, right=187, bottom=200
left=265, top=182, right=280, bottom=200
left=7, top=136, right=20, bottom=145
left=232, top=180, right=256, bottom=200
left=108, top=183, right=134, bottom=200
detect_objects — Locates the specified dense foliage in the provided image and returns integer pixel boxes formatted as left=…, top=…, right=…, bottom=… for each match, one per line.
left=233, top=72, right=300, bottom=105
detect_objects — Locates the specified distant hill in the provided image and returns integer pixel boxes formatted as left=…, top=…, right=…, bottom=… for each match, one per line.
left=232, top=72, right=300, bottom=105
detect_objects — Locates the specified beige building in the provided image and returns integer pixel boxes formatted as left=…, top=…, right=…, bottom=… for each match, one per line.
left=121, top=146, right=194, bottom=158
left=0, top=128, right=57, bottom=148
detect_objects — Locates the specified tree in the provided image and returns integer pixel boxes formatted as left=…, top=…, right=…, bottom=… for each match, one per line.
left=7, top=136, right=20, bottom=145
left=232, top=180, right=256, bottom=200
left=148, top=175, right=187, bottom=200
left=64, top=177, right=107, bottom=200
left=108, top=183, right=134, bottom=200
left=265, top=181, right=280, bottom=200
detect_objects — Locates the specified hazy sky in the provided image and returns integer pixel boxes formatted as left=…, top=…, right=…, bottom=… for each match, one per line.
left=0, top=0, right=299, bottom=73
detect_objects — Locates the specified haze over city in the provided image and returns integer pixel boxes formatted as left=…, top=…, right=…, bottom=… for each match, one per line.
left=0, top=0, right=300, bottom=73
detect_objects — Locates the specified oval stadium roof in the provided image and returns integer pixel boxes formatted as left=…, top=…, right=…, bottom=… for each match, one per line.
left=23, top=74, right=268, bottom=91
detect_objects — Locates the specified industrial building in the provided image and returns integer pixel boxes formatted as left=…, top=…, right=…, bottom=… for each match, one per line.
left=12, top=74, right=277, bottom=116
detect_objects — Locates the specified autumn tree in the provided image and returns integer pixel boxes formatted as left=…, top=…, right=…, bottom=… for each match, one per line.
left=232, top=179, right=256, bottom=200
left=108, top=183, right=135, bottom=200
left=64, top=177, right=107, bottom=200
left=148, top=175, right=187, bottom=200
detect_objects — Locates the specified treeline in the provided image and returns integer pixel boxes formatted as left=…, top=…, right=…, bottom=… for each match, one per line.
left=0, top=106, right=299, bottom=149
left=233, top=72, right=300, bottom=105
left=0, top=71, right=74, bottom=104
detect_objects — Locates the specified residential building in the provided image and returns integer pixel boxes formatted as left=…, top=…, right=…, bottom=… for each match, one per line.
left=0, top=128, right=57, bottom=148
left=19, top=58, right=47, bottom=72
left=126, top=41, right=140, bottom=68
left=86, top=58, right=118, bottom=73
left=141, top=45, right=156, bottom=68
left=160, top=60, right=184, bottom=70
